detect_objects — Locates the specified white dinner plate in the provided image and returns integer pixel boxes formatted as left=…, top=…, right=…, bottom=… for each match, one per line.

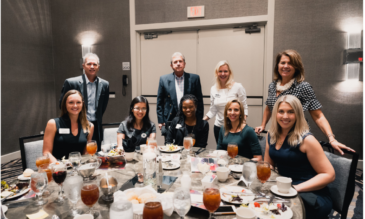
left=1, top=205, right=8, bottom=213
left=3, top=188, right=30, bottom=200
left=249, top=204, right=293, bottom=219
left=162, top=162, right=180, bottom=170
left=158, top=146, right=181, bottom=153
left=270, top=185, right=298, bottom=197
left=220, top=186, right=255, bottom=204
left=229, top=165, right=243, bottom=173
left=18, top=174, right=31, bottom=180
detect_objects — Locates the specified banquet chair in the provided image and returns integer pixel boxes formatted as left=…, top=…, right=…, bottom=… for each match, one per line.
left=320, top=142, right=359, bottom=219
left=19, top=134, right=44, bottom=171
left=102, top=122, right=120, bottom=145
left=257, top=130, right=267, bottom=158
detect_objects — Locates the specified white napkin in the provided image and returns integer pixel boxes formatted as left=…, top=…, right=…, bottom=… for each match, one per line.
left=159, top=192, right=174, bottom=216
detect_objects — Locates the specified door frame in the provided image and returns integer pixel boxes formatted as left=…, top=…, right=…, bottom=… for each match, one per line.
left=129, top=0, right=275, bottom=116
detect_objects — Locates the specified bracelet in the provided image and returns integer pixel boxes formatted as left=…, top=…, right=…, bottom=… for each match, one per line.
left=329, top=139, right=337, bottom=144
left=327, top=133, right=335, bottom=139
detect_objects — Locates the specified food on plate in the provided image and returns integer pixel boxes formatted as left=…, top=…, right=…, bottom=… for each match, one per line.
left=108, top=148, right=124, bottom=156
left=1, top=191, right=13, bottom=198
left=1, top=181, right=9, bottom=191
left=165, top=144, right=178, bottom=151
left=126, top=191, right=156, bottom=204
left=241, top=202, right=288, bottom=217
left=1, top=182, right=29, bottom=198
left=23, top=168, right=34, bottom=177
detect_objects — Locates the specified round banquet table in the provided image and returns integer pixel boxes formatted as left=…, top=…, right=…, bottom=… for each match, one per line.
left=3, top=147, right=305, bottom=219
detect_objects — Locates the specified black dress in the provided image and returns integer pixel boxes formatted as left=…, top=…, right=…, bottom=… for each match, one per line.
left=52, top=115, right=89, bottom=160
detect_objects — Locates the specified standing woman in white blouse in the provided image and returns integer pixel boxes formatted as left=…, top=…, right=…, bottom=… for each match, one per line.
left=203, top=60, right=248, bottom=143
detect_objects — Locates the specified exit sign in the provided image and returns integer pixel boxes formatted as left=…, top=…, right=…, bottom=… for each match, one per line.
left=187, top=6, right=205, bottom=18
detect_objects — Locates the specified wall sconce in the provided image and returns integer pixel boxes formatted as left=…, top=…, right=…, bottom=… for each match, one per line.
left=81, top=45, right=92, bottom=69
left=344, top=32, right=362, bottom=81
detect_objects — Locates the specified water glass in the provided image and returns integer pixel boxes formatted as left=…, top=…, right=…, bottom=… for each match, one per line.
left=173, top=188, right=191, bottom=219
left=64, top=175, right=84, bottom=216
left=110, top=199, right=133, bottom=219
left=101, top=140, right=111, bottom=153
left=30, top=172, right=48, bottom=205
left=38, top=163, right=53, bottom=197
left=242, top=161, right=256, bottom=189
left=69, top=152, right=82, bottom=175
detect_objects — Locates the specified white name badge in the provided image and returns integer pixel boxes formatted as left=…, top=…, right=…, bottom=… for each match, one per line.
left=59, top=128, right=70, bottom=134
left=176, top=124, right=182, bottom=129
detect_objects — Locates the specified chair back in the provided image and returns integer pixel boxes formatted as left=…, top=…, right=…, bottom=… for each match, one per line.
left=102, top=123, right=120, bottom=144
left=322, top=143, right=359, bottom=219
left=19, top=134, right=44, bottom=171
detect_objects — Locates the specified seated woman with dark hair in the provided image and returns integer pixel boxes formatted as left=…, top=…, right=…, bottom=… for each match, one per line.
left=217, top=99, right=262, bottom=160
left=265, top=95, right=335, bottom=219
left=43, top=90, right=94, bottom=162
left=166, top=94, right=209, bottom=148
left=117, top=96, right=156, bottom=150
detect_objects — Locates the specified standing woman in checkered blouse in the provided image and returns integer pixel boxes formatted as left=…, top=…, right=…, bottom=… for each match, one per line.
left=255, top=50, right=354, bottom=155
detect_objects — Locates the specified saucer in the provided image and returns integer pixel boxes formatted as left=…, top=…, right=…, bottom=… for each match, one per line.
left=270, top=185, right=297, bottom=197
left=18, top=174, right=31, bottom=180
left=228, top=165, right=243, bottom=173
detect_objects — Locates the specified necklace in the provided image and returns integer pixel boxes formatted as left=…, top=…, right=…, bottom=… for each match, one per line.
left=276, top=78, right=295, bottom=92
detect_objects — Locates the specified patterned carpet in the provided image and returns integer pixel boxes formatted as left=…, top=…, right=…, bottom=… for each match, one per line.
left=1, top=158, right=363, bottom=218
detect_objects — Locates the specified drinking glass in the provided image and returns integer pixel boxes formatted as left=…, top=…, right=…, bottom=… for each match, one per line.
left=227, top=143, right=238, bottom=164
left=87, top=140, right=98, bottom=156
left=69, top=152, right=82, bottom=175
left=173, top=188, right=191, bottom=219
left=38, top=163, right=53, bottom=197
left=186, top=133, right=196, bottom=146
left=216, top=152, right=229, bottom=168
left=52, top=163, right=67, bottom=203
left=197, top=159, right=210, bottom=176
left=203, top=184, right=221, bottom=219
left=64, top=175, right=83, bottom=216
left=35, top=154, right=50, bottom=169
left=256, top=161, right=271, bottom=194
left=183, top=137, right=193, bottom=153
left=242, top=161, right=257, bottom=190
left=30, top=172, right=48, bottom=205
left=81, top=183, right=100, bottom=218
left=110, top=199, right=133, bottom=219
left=147, top=138, right=157, bottom=149
left=143, top=198, right=163, bottom=219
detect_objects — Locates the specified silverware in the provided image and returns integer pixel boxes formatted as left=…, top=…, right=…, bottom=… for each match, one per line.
left=268, top=194, right=275, bottom=205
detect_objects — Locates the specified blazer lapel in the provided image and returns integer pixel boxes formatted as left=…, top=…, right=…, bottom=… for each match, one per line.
left=167, top=73, right=178, bottom=110
left=183, top=72, right=190, bottom=95
left=81, top=75, right=88, bottom=110
left=95, top=78, right=102, bottom=109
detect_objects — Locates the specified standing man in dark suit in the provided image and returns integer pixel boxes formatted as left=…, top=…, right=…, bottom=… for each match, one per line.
left=59, top=53, right=109, bottom=150
left=157, top=52, right=204, bottom=136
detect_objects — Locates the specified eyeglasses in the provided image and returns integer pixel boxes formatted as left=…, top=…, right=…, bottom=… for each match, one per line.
left=133, top=108, right=147, bottom=112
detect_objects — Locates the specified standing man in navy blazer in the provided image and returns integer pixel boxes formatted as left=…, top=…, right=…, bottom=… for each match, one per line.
left=59, top=53, right=109, bottom=150
left=157, top=52, right=204, bottom=136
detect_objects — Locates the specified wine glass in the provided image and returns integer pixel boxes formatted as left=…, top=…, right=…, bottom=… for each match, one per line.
left=69, top=152, right=81, bottom=175
left=64, top=175, right=84, bottom=216
left=227, top=143, right=238, bottom=164
left=203, top=184, right=221, bottom=219
left=173, top=188, right=191, bottom=219
left=242, top=161, right=257, bottom=190
left=256, top=161, right=271, bottom=194
left=186, top=133, right=196, bottom=146
left=143, top=198, right=163, bottom=219
left=52, top=163, right=67, bottom=203
left=30, top=172, right=48, bottom=205
left=183, top=137, right=193, bottom=154
left=35, top=154, right=50, bottom=169
left=197, top=159, right=210, bottom=176
left=38, top=163, right=53, bottom=197
left=81, top=183, right=100, bottom=218
left=87, top=140, right=98, bottom=157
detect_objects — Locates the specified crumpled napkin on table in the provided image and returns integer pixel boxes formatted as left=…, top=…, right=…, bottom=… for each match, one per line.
left=25, top=209, right=49, bottom=219
left=113, top=185, right=174, bottom=216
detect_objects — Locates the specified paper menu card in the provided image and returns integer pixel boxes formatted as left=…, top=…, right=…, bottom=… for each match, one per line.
left=190, top=157, right=218, bottom=173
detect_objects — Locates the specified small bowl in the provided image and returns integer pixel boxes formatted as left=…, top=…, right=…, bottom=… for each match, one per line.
left=100, top=176, right=118, bottom=201
left=77, top=163, right=97, bottom=181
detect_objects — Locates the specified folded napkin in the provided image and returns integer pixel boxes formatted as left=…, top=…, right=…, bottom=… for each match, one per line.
left=26, top=209, right=49, bottom=219
left=123, top=135, right=137, bottom=152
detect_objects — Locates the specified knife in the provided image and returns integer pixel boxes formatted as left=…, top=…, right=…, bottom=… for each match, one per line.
left=268, top=194, right=275, bottom=205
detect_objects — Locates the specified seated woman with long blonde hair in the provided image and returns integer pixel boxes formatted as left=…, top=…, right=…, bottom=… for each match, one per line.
left=265, top=95, right=335, bottom=219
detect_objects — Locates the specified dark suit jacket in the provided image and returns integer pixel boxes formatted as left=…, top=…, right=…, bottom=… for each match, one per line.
left=59, top=74, right=109, bottom=141
left=165, top=117, right=209, bottom=148
left=156, top=72, right=204, bottom=126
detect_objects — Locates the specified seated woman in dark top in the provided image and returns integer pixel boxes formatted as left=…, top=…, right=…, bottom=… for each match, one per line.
left=217, top=99, right=262, bottom=160
left=265, top=95, right=335, bottom=219
left=166, top=94, right=209, bottom=148
left=117, top=96, right=156, bottom=150
left=43, top=90, right=94, bottom=162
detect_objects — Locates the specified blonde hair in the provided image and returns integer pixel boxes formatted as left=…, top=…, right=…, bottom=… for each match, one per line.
left=269, top=95, right=309, bottom=146
left=223, top=99, right=246, bottom=136
left=60, top=90, right=90, bottom=133
left=274, top=50, right=305, bottom=83
left=214, top=60, right=234, bottom=89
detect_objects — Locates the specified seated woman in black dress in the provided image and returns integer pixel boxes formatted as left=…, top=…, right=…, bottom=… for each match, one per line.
left=117, top=96, right=156, bottom=150
left=43, top=90, right=94, bottom=162
left=265, top=95, right=335, bottom=219
left=166, top=94, right=209, bottom=148
left=217, top=99, right=262, bottom=160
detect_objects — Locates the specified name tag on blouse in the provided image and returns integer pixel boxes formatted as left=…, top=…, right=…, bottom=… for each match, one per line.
left=59, top=128, right=70, bottom=134
left=176, top=124, right=182, bottom=129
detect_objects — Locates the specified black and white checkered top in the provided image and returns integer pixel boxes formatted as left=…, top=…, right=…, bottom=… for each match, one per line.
left=265, top=80, right=322, bottom=112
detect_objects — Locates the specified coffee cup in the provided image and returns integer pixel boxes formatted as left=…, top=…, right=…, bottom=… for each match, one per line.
left=216, top=167, right=229, bottom=182
left=276, top=177, right=292, bottom=194
left=236, top=207, right=256, bottom=219
left=140, top=144, right=147, bottom=153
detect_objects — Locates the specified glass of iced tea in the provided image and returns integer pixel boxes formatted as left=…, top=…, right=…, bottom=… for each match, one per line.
left=227, top=143, right=238, bottom=164
left=52, top=163, right=67, bottom=204
left=203, top=184, right=221, bottom=219
left=81, top=183, right=100, bottom=218
left=147, top=138, right=157, bottom=149
left=256, top=161, right=271, bottom=194
left=38, top=163, right=53, bottom=197
left=87, top=140, right=98, bottom=156
left=35, top=154, right=50, bottom=169
left=183, top=137, right=193, bottom=152
left=143, top=199, right=163, bottom=219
